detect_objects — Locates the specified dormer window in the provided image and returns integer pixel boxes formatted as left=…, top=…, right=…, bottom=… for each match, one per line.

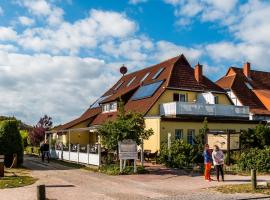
left=114, top=81, right=124, bottom=91
left=140, top=72, right=150, bottom=83
left=102, top=102, right=117, bottom=113
left=127, top=76, right=136, bottom=87
left=152, top=68, right=164, bottom=79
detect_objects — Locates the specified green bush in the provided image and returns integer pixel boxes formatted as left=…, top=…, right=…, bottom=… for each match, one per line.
left=238, top=147, right=270, bottom=172
left=20, top=130, right=29, bottom=148
left=25, top=146, right=40, bottom=155
left=159, top=140, right=197, bottom=168
left=0, top=120, right=24, bottom=167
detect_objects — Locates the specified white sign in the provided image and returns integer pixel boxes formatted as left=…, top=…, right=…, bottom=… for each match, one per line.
left=118, top=139, right=137, bottom=160
left=0, top=155, right=4, bottom=163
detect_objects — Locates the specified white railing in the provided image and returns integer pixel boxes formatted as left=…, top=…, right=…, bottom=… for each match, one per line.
left=50, top=144, right=101, bottom=166
left=160, top=102, right=249, bottom=118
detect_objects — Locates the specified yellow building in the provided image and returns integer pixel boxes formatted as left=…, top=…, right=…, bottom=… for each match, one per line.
left=53, top=54, right=260, bottom=152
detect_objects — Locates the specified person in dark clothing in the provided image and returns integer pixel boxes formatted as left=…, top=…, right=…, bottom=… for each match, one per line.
left=41, top=140, right=50, bottom=163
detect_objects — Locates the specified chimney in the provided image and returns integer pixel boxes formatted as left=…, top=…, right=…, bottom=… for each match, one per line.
left=243, top=62, right=251, bottom=78
left=194, top=63, right=203, bottom=82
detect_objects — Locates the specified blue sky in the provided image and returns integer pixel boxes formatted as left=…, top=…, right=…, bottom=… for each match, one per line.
left=0, top=0, right=269, bottom=125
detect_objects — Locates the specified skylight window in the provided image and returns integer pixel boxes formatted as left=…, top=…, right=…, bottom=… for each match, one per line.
left=140, top=72, right=150, bottom=83
left=127, top=76, right=136, bottom=87
left=114, top=81, right=124, bottom=91
left=90, top=95, right=111, bottom=108
left=131, top=80, right=163, bottom=100
left=152, top=68, right=164, bottom=79
left=245, top=82, right=253, bottom=90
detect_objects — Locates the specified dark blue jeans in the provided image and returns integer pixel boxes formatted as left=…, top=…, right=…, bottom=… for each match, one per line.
left=42, top=151, right=50, bottom=162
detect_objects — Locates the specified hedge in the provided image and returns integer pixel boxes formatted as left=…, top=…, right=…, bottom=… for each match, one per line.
left=0, top=120, right=24, bottom=167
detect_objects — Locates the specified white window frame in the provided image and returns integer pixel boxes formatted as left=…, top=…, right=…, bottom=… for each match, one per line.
left=102, top=102, right=117, bottom=113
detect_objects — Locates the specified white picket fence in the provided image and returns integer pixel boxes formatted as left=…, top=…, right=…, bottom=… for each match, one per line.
left=50, top=144, right=101, bottom=166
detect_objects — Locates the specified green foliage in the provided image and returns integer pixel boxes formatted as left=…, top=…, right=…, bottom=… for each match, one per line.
left=0, top=120, right=24, bottom=167
left=240, top=124, right=270, bottom=150
left=100, top=164, right=147, bottom=175
left=238, top=147, right=270, bottom=172
left=159, top=140, right=197, bottom=168
left=25, top=146, right=40, bottom=155
left=98, top=101, right=154, bottom=151
left=20, top=130, right=29, bottom=148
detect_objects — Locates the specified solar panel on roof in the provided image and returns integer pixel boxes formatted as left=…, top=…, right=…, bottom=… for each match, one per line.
left=131, top=80, right=163, bottom=100
left=90, top=95, right=111, bottom=108
left=152, top=68, right=164, bottom=79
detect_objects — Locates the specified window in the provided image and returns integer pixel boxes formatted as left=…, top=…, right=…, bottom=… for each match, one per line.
left=187, top=129, right=195, bottom=145
left=245, top=82, right=253, bottom=90
left=90, top=95, right=111, bottom=108
left=140, top=72, right=150, bottom=83
left=180, top=94, right=186, bottom=102
left=152, top=68, right=164, bottom=79
left=114, top=81, right=124, bottom=91
left=131, top=80, right=163, bottom=100
left=175, top=129, right=183, bottom=140
left=127, top=76, right=136, bottom=87
left=173, top=93, right=187, bottom=102
left=102, top=102, right=117, bottom=113
left=214, top=96, right=219, bottom=104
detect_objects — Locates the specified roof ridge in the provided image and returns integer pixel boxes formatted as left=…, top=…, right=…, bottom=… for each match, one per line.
left=124, top=55, right=181, bottom=77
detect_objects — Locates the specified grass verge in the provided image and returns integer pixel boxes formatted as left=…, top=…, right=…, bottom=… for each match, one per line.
left=99, top=164, right=148, bottom=175
left=215, top=184, right=270, bottom=195
left=0, top=168, right=37, bottom=189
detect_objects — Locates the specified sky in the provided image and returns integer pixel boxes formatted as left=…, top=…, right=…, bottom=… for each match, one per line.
left=0, top=0, right=269, bottom=125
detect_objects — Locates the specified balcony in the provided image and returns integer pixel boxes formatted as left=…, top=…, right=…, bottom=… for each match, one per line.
left=160, top=102, right=249, bottom=118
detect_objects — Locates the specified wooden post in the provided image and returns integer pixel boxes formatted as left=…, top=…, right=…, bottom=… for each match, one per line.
left=168, top=133, right=171, bottom=162
left=87, top=144, right=90, bottom=165
left=141, top=139, right=144, bottom=167
left=37, top=184, right=46, bottom=200
left=120, top=159, right=123, bottom=173
left=0, top=155, right=4, bottom=177
left=251, top=169, right=257, bottom=190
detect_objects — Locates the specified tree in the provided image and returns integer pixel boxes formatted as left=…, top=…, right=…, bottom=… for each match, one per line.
left=0, top=120, right=24, bottom=167
left=194, top=117, right=209, bottom=152
left=98, top=101, right=154, bottom=151
left=29, top=115, right=53, bottom=146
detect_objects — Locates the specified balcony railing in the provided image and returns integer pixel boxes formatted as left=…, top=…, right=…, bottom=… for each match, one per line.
left=160, top=102, right=249, bottom=118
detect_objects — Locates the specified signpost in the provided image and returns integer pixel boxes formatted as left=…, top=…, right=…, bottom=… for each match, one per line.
left=0, top=155, right=4, bottom=177
left=118, top=139, right=137, bottom=173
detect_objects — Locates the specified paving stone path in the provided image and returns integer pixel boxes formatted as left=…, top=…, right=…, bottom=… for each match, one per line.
left=1, top=155, right=270, bottom=200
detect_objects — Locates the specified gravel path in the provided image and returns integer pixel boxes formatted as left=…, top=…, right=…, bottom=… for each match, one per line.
left=1, top=156, right=270, bottom=200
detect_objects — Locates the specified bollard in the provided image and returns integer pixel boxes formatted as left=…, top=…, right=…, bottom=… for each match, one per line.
left=37, top=184, right=46, bottom=200
left=0, top=155, right=4, bottom=177
left=251, top=169, right=257, bottom=190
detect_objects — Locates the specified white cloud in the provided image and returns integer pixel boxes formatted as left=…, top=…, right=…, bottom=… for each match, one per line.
left=0, top=51, right=118, bottom=124
left=18, top=16, right=35, bottom=26
left=16, top=0, right=64, bottom=26
left=0, top=27, right=17, bottom=41
left=154, top=41, right=202, bottom=63
left=129, top=0, right=148, bottom=5
left=16, top=9, right=137, bottom=55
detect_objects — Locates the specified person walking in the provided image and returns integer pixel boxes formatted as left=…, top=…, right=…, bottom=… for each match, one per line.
left=203, top=144, right=212, bottom=181
left=41, top=140, right=50, bottom=163
left=212, top=145, right=224, bottom=182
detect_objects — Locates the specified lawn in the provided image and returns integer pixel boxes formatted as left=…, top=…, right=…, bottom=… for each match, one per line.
left=0, top=167, right=37, bottom=189
left=215, top=183, right=270, bottom=195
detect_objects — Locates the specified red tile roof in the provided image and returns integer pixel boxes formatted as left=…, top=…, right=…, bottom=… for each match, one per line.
left=216, top=67, right=270, bottom=115
left=59, top=54, right=229, bottom=128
